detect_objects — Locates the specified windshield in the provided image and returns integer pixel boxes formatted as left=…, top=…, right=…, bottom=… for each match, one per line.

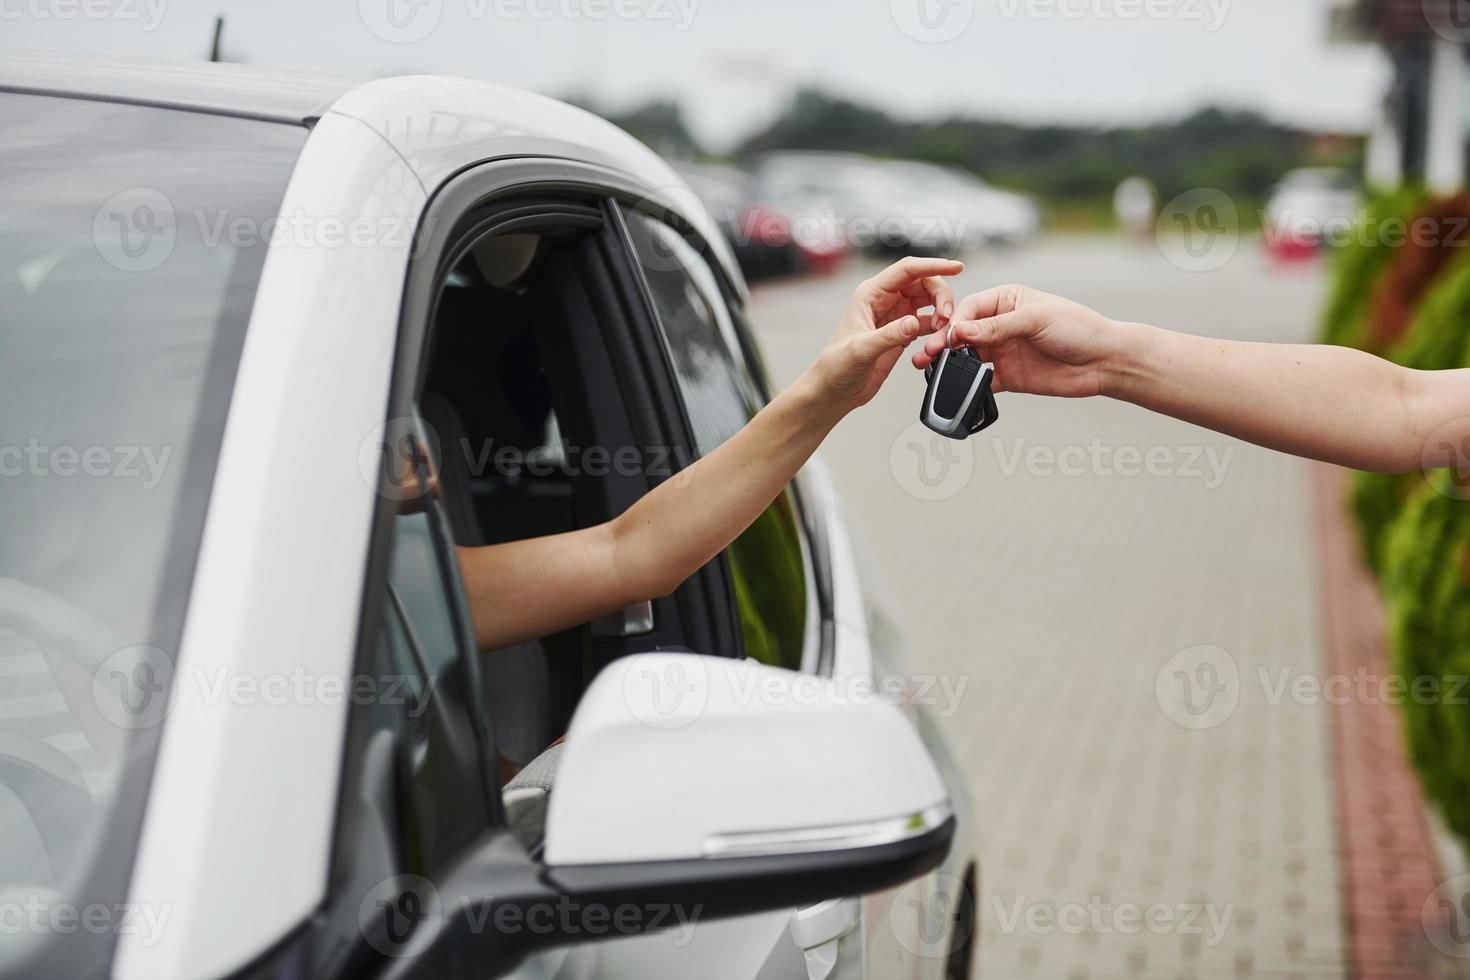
left=0, top=91, right=304, bottom=973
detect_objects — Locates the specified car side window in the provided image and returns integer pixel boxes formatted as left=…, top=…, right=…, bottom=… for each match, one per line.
left=621, top=209, right=809, bottom=670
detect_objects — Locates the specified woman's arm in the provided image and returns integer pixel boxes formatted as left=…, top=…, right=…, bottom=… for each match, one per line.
left=458, top=257, right=961, bottom=650
left=914, top=283, right=1470, bottom=475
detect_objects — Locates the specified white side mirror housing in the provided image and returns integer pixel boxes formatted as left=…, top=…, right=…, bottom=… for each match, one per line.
left=544, top=653, right=951, bottom=875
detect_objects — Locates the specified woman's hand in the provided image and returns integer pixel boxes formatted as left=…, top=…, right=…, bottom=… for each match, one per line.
left=812, top=256, right=963, bottom=408
left=912, top=283, right=1124, bottom=398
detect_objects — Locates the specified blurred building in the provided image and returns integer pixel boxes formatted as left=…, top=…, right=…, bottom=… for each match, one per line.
left=1330, top=0, right=1468, bottom=190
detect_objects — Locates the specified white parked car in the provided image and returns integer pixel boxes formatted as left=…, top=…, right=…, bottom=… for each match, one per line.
left=876, top=162, right=1041, bottom=249
left=0, top=54, right=976, bottom=980
left=1263, top=167, right=1360, bottom=248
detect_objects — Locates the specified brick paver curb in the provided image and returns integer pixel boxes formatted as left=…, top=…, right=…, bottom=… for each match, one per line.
left=1314, top=464, right=1445, bottom=979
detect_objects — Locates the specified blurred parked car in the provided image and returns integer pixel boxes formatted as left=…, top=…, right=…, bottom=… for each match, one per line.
left=1263, top=167, right=1360, bottom=259
left=879, top=161, right=1041, bottom=248
left=755, top=152, right=1038, bottom=258
left=673, top=160, right=845, bottom=280
left=0, top=53, right=975, bottom=980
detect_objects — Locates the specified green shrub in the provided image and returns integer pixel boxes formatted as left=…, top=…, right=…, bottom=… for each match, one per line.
left=1350, top=250, right=1470, bottom=575
left=1319, top=185, right=1426, bottom=348
left=1383, top=474, right=1470, bottom=845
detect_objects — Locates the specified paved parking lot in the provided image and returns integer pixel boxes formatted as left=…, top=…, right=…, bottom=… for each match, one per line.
left=748, top=237, right=1346, bottom=979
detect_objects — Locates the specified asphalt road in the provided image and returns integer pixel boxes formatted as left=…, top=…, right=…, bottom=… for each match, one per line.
left=748, top=236, right=1345, bottom=979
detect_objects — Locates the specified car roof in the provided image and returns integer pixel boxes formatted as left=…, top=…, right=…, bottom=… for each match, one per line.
left=0, top=51, right=744, bottom=294
left=0, top=49, right=357, bottom=122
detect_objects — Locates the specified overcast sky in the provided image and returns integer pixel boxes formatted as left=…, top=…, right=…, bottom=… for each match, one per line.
left=2, top=0, right=1390, bottom=149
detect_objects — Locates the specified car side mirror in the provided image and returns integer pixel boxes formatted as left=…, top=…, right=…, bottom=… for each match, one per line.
left=544, top=652, right=952, bottom=879
left=372, top=654, right=953, bottom=980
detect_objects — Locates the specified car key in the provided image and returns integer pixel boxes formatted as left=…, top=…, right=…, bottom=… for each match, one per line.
left=920, top=343, right=999, bottom=440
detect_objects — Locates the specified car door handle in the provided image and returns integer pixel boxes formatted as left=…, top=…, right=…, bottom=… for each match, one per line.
left=789, top=897, right=860, bottom=980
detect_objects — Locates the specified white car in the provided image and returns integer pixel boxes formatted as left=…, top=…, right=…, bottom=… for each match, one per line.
left=875, top=162, right=1041, bottom=249
left=755, top=152, right=964, bottom=256
left=1263, top=167, right=1361, bottom=248
left=0, top=54, right=976, bottom=980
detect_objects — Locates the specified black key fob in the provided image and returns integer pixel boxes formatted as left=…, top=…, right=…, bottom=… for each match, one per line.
left=921, top=347, right=999, bottom=440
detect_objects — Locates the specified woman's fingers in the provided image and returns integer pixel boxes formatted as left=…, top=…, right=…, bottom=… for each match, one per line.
left=901, top=275, right=957, bottom=325
left=860, top=257, right=964, bottom=309
left=856, top=314, right=923, bottom=361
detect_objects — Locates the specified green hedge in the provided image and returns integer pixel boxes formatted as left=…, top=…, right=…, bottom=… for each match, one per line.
left=1350, top=250, right=1470, bottom=574
left=1324, top=188, right=1470, bottom=849
left=1383, top=474, right=1470, bottom=844
left=1318, top=185, right=1427, bottom=348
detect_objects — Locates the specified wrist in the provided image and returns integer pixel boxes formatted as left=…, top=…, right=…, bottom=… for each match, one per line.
left=1099, top=319, right=1161, bottom=402
left=791, top=362, right=856, bottom=427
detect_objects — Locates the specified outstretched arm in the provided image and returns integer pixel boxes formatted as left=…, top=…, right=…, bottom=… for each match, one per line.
left=914, top=283, right=1470, bottom=475
left=458, top=257, right=960, bottom=650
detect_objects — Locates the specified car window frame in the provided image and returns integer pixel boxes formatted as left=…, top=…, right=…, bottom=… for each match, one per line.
left=612, top=203, right=826, bottom=674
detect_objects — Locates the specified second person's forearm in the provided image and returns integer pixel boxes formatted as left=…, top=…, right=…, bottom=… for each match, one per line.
left=1104, top=321, right=1428, bottom=473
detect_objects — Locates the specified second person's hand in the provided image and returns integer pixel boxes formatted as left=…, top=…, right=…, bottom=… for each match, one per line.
left=911, top=283, right=1126, bottom=398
